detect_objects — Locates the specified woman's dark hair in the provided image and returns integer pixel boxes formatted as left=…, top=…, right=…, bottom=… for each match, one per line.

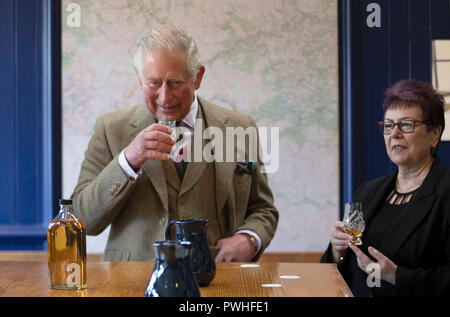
left=383, top=79, right=446, bottom=149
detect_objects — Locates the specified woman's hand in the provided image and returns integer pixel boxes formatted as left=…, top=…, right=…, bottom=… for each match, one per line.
left=349, top=244, right=398, bottom=285
left=330, top=221, right=352, bottom=262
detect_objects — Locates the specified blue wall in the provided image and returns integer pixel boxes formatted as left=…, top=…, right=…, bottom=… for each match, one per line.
left=0, top=0, right=61, bottom=250
left=341, top=0, right=450, bottom=211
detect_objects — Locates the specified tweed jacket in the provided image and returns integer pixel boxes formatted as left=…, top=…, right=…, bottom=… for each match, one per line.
left=71, top=97, right=279, bottom=261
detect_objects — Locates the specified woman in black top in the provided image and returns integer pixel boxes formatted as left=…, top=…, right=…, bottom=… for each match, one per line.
left=322, top=80, right=450, bottom=296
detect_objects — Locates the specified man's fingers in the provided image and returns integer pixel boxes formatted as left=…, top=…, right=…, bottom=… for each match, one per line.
left=144, top=150, right=171, bottom=161
left=215, top=251, right=224, bottom=263
left=215, top=248, right=232, bottom=263
left=142, top=130, right=176, bottom=145
left=125, top=123, right=178, bottom=168
left=142, top=124, right=176, bottom=147
left=215, top=240, right=224, bottom=262
left=144, top=123, right=173, bottom=134
left=214, top=236, right=250, bottom=262
left=145, top=140, right=175, bottom=153
left=215, top=239, right=224, bottom=249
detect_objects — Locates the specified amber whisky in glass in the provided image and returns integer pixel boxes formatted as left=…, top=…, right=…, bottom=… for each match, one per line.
left=343, top=202, right=365, bottom=246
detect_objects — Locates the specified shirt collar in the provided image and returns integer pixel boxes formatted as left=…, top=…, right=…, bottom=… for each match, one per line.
left=180, top=91, right=198, bottom=129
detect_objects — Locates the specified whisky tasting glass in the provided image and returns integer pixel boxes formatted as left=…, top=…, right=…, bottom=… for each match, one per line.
left=158, top=119, right=177, bottom=159
left=343, top=202, right=365, bottom=246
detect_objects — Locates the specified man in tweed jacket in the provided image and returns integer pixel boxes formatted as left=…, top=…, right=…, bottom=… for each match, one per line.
left=71, top=25, right=278, bottom=262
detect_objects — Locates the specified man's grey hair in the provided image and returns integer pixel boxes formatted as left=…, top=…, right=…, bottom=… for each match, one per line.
left=134, top=25, right=202, bottom=79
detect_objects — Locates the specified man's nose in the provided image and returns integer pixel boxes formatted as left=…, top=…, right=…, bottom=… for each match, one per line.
left=158, top=83, right=171, bottom=104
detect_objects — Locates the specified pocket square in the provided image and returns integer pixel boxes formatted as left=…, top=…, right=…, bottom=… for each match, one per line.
left=235, top=160, right=258, bottom=174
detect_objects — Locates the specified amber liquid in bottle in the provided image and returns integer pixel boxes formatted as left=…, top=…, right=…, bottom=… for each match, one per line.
left=47, top=200, right=87, bottom=290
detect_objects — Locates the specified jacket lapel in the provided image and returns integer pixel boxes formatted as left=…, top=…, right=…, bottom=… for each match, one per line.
left=379, top=158, right=444, bottom=259
left=180, top=159, right=207, bottom=195
left=179, top=101, right=208, bottom=195
left=128, top=105, right=168, bottom=214
left=162, top=160, right=181, bottom=191
left=182, top=97, right=234, bottom=212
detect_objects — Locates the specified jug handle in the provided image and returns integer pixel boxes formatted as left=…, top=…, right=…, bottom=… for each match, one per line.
left=165, top=220, right=177, bottom=240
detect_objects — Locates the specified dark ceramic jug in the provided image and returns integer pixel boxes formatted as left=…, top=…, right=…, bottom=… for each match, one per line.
left=165, top=219, right=216, bottom=286
left=144, top=241, right=200, bottom=297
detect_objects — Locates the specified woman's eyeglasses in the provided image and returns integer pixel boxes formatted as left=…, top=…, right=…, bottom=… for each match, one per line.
left=378, top=119, right=431, bottom=134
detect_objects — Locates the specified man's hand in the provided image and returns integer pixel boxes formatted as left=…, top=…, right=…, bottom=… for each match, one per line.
left=215, top=234, right=256, bottom=262
left=349, top=244, right=398, bottom=285
left=124, top=123, right=176, bottom=170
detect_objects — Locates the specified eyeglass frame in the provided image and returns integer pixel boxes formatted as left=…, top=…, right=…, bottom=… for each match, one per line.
left=377, top=119, right=432, bottom=134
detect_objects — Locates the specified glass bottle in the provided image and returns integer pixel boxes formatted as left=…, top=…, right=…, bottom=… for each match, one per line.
left=47, top=199, right=87, bottom=289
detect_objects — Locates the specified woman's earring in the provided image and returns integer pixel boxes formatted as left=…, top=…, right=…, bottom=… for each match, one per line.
left=431, top=146, right=437, bottom=157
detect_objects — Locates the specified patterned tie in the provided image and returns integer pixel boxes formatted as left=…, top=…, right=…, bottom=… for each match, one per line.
left=173, top=122, right=188, bottom=181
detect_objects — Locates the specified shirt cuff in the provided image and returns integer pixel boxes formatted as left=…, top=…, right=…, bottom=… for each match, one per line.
left=235, top=230, right=262, bottom=254
left=118, top=149, right=142, bottom=181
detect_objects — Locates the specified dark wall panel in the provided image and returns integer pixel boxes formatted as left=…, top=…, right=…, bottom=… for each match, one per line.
left=0, top=0, right=61, bottom=250
left=0, top=0, right=17, bottom=225
left=16, top=0, right=43, bottom=225
left=341, top=0, right=450, bottom=209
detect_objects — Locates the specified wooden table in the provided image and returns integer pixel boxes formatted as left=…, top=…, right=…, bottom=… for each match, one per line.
left=0, top=261, right=352, bottom=297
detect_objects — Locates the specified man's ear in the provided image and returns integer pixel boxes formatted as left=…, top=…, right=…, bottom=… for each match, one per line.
left=194, top=65, right=206, bottom=90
